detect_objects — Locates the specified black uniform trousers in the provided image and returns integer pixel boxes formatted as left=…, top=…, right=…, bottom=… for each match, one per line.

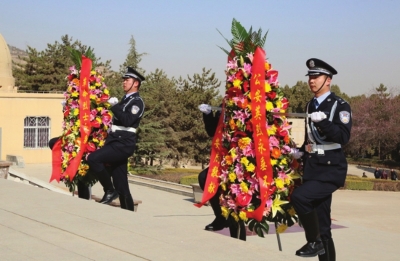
left=87, top=135, right=134, bottom=197
left=291, top=180, right=338, bottom=240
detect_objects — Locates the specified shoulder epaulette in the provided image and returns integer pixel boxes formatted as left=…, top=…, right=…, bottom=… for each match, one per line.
left=333, top=95, right=347, bottom=105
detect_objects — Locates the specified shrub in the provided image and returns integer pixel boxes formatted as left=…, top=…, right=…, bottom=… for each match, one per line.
left=180, top=174, right=199, bottom=186
left=344, top=180, right=374, bottom=190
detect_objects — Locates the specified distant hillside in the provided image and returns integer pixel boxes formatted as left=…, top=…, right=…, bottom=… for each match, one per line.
left=8, top=44, right=28, bottom=65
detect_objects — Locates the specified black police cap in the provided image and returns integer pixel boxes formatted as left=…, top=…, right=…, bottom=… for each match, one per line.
left=122, top=67, right=145, bottom=82
left=306, top=58, right=337, bottom=78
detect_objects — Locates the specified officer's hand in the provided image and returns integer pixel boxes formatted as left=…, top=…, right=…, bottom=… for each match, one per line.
left=198, top=104, right=212, bottom=115
left=108, top=97, right=119, bottom=106
left=290, top=148, right=304, bottom=159
left=310, top=111, right=327, bottom=122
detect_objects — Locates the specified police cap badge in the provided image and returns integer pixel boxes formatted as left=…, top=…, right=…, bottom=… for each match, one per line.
left=306, top=58, right=337, bottom=78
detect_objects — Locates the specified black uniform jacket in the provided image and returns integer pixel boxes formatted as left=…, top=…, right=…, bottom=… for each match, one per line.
left=106, top=92, right=144, bottom=155
left=203, top=110, right=221, bottom=138
left=300, top=92, right=352, bottom=187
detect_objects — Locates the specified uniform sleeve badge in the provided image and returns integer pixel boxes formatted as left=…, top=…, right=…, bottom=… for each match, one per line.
left=131, top=105, right=140, bottom=114
left=339, top=111, right=350, bottom=124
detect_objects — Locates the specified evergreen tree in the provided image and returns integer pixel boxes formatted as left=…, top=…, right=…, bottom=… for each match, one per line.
left=135, top=69, right=178, bottom=167
left=13, top=35, right=111, bottom=92
left=106, top=35, right=148, bottom=99
left=174, top=68, right=222, bottom=167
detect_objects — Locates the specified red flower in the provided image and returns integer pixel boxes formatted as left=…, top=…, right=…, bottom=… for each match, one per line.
left=91, top=120, right=100, bottom=128
left=89, top=75, right=96, bottom=83
left=245, top=119, right=253, bottom=132
left=67, top=74, right=75, bottom=81
left=281, top=97, right=289, bottom=109
left=236, top=193, right=252, bottom=207
left=266, top=91, right=276, bottom=100
left=235, top=70, right=243, bottom=81
left=242, top=81, right=249, bottom=92
left=86, top=142, right=96, bottom=152
left=100, top=93, right=109, bottom=102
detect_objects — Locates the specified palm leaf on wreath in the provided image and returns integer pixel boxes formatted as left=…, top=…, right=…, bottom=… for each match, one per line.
left=217, top=18, right=268, bottom=58
left=67, top=46, right=96, bottom=70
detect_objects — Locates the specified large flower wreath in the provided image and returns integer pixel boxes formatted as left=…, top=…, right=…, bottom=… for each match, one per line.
left=51, top=48, right=112, bottom=192
left=197, top=19, right=302, bottom=237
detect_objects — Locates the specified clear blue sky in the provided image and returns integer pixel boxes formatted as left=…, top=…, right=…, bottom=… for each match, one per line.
left=1, top=0, right=399, bottom=97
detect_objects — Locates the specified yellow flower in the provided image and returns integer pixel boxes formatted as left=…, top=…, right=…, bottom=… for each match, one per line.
left=276, top=100, right=282, bottom=109
left=246, top=163, right=255, bottom=172
left=231, top=212, right=239, bottom=222
left=99, top=140, right=105, bottom=147
left=95, top=82, right=101, bottom=87
left=104, top=89, right=109, bottom=95
left=233, top=79, right=242, bottom=87
left=270, top=159, right=278, bottom=166
left=275, top=177, right=284, bottom=189
left=91, top=70, right=96, bottom=75
left=90, top=94, right=96, bottom=100
left=72, top=151, right=77, bottom=157
left=238, top=137, right=251, bottom=149
left=276, top=224, right=288, bottom=234
left=267, top=125, right=277, bottom=135
left=221, top=183, right=227, bottom=191
left=240, top=157, right=249, bottom=166
left=228, top=172, right=237, bottom=182
left=266, top=101, right=274, bottom=111
left=239, top=211, right=248, bottom=222
left=280, top=158, right=287, bottom=165
left=73, top=109, right=79, bottom=116
left=76, top=120, right=81, bottom=127
left=265, top=62, right=271, bottom=71
left=221, top=206, right=229, bottom=218
left=71, top=91, right=79, bottom=97
left=265, top=83, right=271, bottom=92
left=271, top=195, right=289, bottom=218
left=240, top=182, right=249, bottom=193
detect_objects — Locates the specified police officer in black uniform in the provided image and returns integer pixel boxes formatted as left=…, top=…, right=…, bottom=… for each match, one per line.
left=87, top=67, right=145, bottom=211
left=291, top=59, right=352, bottom=260
left=198, top=103, right=246, bottom=241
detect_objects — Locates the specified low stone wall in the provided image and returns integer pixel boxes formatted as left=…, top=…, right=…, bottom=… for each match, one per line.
left=0, top=160, right=12, bottom=179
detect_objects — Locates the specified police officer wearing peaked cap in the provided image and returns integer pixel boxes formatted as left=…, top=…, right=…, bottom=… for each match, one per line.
left=290, top=59, right=352, bottom=260
left=87, top=67, right=145, bottom=211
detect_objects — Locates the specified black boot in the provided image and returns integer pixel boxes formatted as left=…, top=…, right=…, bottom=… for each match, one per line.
left=119, top=195, right=135, bottom=211
left=295, top=210, right=325, bottom=257
left=77, top=180, right=91, bottom=200
left=204, top=194, right=228, bottom=231
left=318, top=238, right=336, bottom=261
left=228, top=220, right=246, bottom=241
left=96, top=169, right=118, bottom=204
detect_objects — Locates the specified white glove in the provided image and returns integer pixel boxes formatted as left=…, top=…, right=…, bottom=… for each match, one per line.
left=310, top=111, right=327, bottom=122
left=290, top=148, right=304, bottom=159
left=198, top=104, right=212, bottom=115
left=61, top=100, right=66, bottom=107
left=108, top=97, right=119, bottom=106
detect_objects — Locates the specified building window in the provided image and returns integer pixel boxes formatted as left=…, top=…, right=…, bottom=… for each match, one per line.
left=24, top=117, right=50, bottom=148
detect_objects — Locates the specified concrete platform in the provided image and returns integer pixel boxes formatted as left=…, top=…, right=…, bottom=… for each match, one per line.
left=1, top=163, right=399, bottom=260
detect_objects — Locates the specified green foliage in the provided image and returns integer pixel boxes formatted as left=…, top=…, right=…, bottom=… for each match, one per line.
left=344, top=180, right=374, bottom=190
left=179, top=174, right=198, bottom=185
left=13, top=34, right=112, bottom=92
left=67, top=46, right=96, bottom=70
left=217, top=18, right=268, bottom=57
